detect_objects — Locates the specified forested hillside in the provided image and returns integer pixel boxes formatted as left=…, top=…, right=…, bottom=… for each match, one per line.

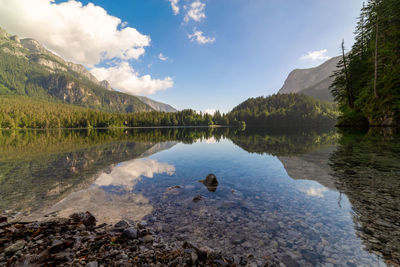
left=0, top=27, right=155, bottom=113
left=0, top=96, right=223, bottom=128
left=228, top=94, right=338, bottom=128
left=331, top=0, right=400, bottom=126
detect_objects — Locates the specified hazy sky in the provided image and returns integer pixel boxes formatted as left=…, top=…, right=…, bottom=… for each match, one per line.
left=0, top=0, right=364, bottom=112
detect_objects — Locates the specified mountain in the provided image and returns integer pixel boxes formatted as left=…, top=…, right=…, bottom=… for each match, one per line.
left=228, top=93, right=338, bottom=128
left=278, top=56, right=341, bottom=102
left=137, top=96, right=177, bottom=112
left=0, top=26, right=174, bottom=113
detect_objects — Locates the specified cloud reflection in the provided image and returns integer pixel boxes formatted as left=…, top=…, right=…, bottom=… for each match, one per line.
left=95, top=159, right=175, bottom=189
left=49, top=158, right=175, bottom=224
left=196, top=136, right=217, bottom=144
left=300, top=187, right=327, bottom=198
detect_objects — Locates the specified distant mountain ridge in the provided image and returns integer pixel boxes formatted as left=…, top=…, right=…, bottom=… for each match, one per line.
left=137, top=96, right=177, bottom=112
left=278, top=56, right=341, bottom=102
left=0, top=26, right=176, bottom=113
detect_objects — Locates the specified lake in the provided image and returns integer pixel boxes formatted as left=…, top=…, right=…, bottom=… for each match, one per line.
left=0, top=127, right=399, bottom=266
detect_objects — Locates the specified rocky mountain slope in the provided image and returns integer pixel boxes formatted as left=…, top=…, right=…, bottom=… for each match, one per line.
left=0, top=27, right=176, bottom=113
left=137, top=96, right=177, bottom=112
left=278, top=56, right=341, bottom=102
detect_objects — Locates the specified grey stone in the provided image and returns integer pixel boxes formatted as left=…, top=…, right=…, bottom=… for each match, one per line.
left=121, top=227, right=138, bottom=239
left=86, top=261, right=99, bottom=267
left=5, top=240, right=26, bottom=255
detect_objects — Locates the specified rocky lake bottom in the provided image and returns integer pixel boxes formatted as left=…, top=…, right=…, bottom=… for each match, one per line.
left=0, top=128, right=399, bottom=266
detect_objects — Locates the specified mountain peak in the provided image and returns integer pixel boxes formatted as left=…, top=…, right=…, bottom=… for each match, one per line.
left=278, top=56, right=341, bottom=102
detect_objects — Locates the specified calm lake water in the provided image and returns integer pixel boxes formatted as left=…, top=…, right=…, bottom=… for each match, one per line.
left=0, top=127, right=399, bottom=266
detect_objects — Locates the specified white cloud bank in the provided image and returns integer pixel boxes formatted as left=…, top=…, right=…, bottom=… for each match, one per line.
left=0, top=0, right=175, bottom=95
left=168, top=0, right=180, bottom=15
left=188, top=30, right=215, bottom=44
left=91, top=62, right=173, bottom=95
left=300, top=49, right=330, bottom=62
left=184, top=0, right=206, bottom=23
left=0, top=0, right=150, bottom=67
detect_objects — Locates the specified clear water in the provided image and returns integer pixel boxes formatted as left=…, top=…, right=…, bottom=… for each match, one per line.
left=0, top=128, right=399, bottom=266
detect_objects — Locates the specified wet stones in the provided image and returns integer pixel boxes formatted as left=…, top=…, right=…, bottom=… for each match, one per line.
left=0, top=213, right=248, bottom=266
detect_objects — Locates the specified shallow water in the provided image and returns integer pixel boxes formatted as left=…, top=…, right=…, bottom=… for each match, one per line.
left=0, top=128, right=399, bottom=266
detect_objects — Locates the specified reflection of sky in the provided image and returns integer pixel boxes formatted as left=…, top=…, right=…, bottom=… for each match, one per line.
left=95, top=159, right=175, bottom=189
left=132, top=138, right=382, bottom=265
left=300, top=186, right=328, bottom=198
left=48, top=158, right=175, bottom=224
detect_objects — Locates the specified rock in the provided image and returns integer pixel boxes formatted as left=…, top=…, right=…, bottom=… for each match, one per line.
left=121, top=227, right=137, bottom=240
left=5, top=240, right=26, bottom=255
left=230, top=234, right=246, bottom=245
left=140, top=235, right=154, bottom=243
left=87, top=261, right=99, bottom=267
left=246, top=262, right=258, bottom=267
left=192, top=195, right=203, bottom=203
left=281, top=255, right=300, bottom=267
left=199, top=174, right=219, bottom=192
left=114, top=220, right=129, bottom=228
left=69, top=211, right=96, bottom=228
left=199, top=245, right=214, bottom=255
left=167, top=185, right=182, bottom=190
left=138, top=221, right=147, bottom=228
left=191, top=251, right=198, bottom=263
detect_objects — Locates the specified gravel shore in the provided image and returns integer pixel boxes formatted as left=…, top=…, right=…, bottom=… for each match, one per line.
left=0, top=212, right=275, bottom=267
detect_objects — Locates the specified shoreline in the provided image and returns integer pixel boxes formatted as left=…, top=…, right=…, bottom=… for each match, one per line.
left=0, top=125, right=231, bottom=131
left=0, top=212, right=273, bottom=266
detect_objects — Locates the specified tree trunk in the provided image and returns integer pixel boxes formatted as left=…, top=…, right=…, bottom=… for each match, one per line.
left=341, top=40, right=352, bottom=107
left=374, top=18, right=379, bottom=98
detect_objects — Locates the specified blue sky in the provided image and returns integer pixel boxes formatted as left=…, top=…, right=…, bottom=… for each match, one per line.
left=0, top=0, right=364, bottom=112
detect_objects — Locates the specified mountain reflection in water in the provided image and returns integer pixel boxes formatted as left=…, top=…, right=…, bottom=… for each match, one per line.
left=0, top=127, right=399, bottom=265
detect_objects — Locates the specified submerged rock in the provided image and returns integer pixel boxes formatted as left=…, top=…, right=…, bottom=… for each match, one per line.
left=192, top=195, right=203, bottom=203
left=199, top=173, right=219, bottom=192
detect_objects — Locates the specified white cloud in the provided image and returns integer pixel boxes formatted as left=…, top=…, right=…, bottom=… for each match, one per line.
left=300, top=49, right=330, bottom=62
left=159, top=53, right=168, bottom=61
left=184, top=0, right=206, bottom=23
left=0, top=0, right=150, bottom=67
left=300, top=187, right=327, bottom=198
left=91, top=62, right=173, bottom=95
left=188, top=30, right=215, bottom=44
left=168, top=0, right=180, bottom=15
left=204, top=109, right=216, bottom=115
